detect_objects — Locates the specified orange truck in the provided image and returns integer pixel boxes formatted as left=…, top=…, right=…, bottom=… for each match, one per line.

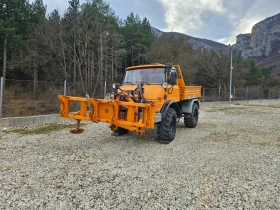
left=58, top=63, right=202, bottom=144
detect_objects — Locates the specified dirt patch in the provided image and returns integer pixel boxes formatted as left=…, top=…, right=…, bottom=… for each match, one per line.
left=206, top=131, right=238, bottom=142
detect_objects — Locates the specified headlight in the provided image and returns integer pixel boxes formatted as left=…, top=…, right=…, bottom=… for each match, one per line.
left=162, top=82, right=168, bottom=89
left=112, top=83, right=117, bottom=89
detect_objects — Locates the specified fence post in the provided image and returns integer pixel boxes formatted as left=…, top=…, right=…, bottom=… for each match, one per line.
left=203, top=87, right=205, bottom=102
left=33, top=80, right=36, bottom=99
left=104, top=81, right=107, bottom=99
left=64, top=80, right=67, bottom=96
left=0, top=77, right=3, bottom=118
left=218, top=86, right=221, bottom=101
left=268, top=87, right=270, bottom=99
left=246, top=87, right=248, bottom=100
left=233, top=86, right=235, bottom=100
left=278, top=89, right=280, bottom=99
left=258, top=87, right=260, bottom=99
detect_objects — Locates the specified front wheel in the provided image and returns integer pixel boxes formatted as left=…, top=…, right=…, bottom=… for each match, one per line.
left=184, top=103, right=199, bottom=128
left=157, top=108, right=177, bottom=143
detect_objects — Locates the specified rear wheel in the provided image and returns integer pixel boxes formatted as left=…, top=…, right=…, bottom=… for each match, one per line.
left=157, top=108, right=177, bottom=143
left=112, top=127, right=129, bottom=136
left=184, top=103, right=199, bottom=128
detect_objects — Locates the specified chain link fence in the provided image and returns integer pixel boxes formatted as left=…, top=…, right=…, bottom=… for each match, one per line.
left=202, top=86, right=280, bottom=102
left=1, top=78, right=279, bottom=118
left=1, top=79, right=114, bottom=118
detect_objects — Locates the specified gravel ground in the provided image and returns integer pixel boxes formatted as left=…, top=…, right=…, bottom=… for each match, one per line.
left=0, top=101, right=279, bottom=209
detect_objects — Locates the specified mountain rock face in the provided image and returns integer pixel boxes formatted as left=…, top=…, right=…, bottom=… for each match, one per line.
left=233, top=13, right=280, bottom=72
left=151, top=27, right=226, bottom=51
left=152, top=13, right=280, bottom=73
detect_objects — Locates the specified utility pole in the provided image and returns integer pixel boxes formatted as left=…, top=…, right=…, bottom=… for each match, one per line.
left=229, top=44, right=233, bottom=103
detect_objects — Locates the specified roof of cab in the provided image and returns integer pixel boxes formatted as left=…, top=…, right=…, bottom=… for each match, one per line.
left=125, top=64, right=165, bottom=71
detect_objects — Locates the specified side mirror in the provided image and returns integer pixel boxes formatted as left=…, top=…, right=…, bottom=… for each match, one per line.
left=168, top=71, right=177, bottom=85
left=164, top=63, right=173, bottom=73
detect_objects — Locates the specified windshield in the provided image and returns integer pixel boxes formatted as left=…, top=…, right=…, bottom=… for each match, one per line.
left=123, top=68, right=165, bottom=84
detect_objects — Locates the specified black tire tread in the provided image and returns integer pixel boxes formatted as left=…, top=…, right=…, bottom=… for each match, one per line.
left=157, top=108, right=177, bottom=143
left=184, top=103, right=198, bottom=128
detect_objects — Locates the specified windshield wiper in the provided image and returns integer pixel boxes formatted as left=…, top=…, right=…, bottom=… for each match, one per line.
left=142, top=81, right=150, bottom=85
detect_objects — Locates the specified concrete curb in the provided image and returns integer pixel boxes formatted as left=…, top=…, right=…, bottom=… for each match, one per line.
left=0, top=114, right=71, bottom=128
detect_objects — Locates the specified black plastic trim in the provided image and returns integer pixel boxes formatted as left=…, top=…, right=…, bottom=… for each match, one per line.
left=161, top=100, right=181, bottom=119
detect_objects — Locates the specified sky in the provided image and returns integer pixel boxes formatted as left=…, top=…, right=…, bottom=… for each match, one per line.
left=32, top=0, right=280, bottom=44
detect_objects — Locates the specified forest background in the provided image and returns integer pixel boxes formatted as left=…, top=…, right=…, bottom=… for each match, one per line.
left=0, top=0, right=279, bottom=117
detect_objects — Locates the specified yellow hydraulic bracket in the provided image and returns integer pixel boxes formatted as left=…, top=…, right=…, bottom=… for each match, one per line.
left=58, top=95, right=156, bottom=134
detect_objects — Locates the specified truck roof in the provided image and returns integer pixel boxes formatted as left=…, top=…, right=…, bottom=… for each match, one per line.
left=125, top=64, right=165, bottom=71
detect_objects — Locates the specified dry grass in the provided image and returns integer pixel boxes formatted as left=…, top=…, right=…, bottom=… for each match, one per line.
left=9, top=123, right=76, bottom=135
left=3, top=99, right=60, bottom=118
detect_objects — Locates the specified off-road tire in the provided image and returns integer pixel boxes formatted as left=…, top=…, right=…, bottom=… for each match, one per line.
left=157, top=108, right=177, bottom=143
left=112, top=127, right=129, bottom=136
left=184, top=103, right=199, bottom=128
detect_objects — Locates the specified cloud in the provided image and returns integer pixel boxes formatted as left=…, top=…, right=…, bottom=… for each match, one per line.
left=108, top=0, right=167, bottom=29
left=157, top=0, right=280, bottom=44
left=157, top=0, right=226, bottom=36
left=222, top=0, right=280, bottom=44
left=30, top=0, right=75, bottom=14
left=30, top=0, right=280, bottom=44
left=224, top=16, right=259, bottom=44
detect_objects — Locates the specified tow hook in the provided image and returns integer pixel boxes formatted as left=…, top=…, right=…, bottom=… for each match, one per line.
left=133, top=128, right=147, bottom=136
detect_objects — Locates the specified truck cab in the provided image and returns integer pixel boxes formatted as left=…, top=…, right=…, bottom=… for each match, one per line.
left=117, top=64, right=181, bottom=111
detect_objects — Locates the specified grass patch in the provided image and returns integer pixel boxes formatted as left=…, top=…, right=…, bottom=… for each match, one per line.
left=10, top=123, right=79, bottom=135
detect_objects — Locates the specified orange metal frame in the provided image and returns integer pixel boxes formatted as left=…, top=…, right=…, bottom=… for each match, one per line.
left=58, top=95, right=156, bottom=131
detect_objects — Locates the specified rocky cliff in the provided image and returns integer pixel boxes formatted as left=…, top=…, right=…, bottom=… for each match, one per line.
left=151, top=13, right=280, bottom=73
left=233, top=13, right=280, bottom=73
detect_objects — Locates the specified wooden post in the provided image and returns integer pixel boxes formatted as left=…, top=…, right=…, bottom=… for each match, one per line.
left=203, top=87, right=205, bottom=102
left=218, top=86, right=221, bottom=101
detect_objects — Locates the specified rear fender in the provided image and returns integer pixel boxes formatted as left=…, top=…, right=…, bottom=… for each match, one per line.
left=181, top=99, right=199, bottom=114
